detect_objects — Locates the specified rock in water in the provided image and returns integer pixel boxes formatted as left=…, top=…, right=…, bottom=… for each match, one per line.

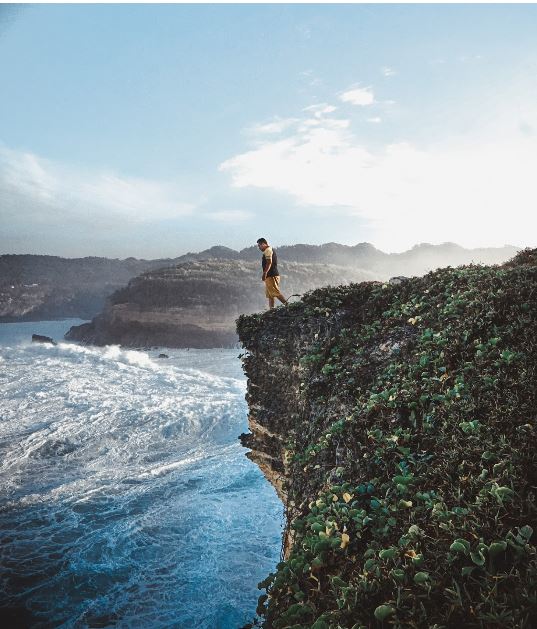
left=158, top=353, right=169, bottom=358
left=31, top=334, right=57, bottom=345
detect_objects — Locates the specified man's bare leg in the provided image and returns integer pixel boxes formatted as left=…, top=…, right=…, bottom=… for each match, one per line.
left=269, top=297, right=275, bottom=309
left=276, top=295, right=288, bottom=305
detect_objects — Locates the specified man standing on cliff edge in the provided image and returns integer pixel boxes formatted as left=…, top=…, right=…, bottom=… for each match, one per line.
left=257, top=238, right=288, bottom=309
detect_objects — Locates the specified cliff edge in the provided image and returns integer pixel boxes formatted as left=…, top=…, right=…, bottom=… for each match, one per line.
left=65, top=260, right=375, bottom=349
left=237, top=249, right=537, bottom=628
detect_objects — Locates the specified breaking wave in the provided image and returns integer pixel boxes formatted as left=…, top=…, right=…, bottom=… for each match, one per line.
left=0, top=320, right=282, bottom=628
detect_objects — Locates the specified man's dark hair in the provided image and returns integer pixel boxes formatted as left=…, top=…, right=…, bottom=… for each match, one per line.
left=257, top=238, right=268, bottom=245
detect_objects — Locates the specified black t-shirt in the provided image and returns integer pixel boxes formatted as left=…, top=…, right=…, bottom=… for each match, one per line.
left=262, top=247, right=279, bottom=277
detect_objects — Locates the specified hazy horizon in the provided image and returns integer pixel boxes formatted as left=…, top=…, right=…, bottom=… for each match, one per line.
left=1, top=4, right=537, bottom=257
left=0, top=239, right=523, bottom=262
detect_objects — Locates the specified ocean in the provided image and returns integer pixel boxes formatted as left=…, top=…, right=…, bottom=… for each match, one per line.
left=0, top=320, right=282, bottom=628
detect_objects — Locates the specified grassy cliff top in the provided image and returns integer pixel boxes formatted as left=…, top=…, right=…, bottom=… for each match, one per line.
left=237, top=249, right=537, bottom=628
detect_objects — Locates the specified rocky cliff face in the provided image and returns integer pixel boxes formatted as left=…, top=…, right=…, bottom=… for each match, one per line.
left=237, top=249, right=537, bottom=628
left=65, top=260, right=376, bottom=348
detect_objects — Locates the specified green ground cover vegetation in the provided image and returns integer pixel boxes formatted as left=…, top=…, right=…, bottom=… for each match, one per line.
left=238, top=249, right=537, bottom=628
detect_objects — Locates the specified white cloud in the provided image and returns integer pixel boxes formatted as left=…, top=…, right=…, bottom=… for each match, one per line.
left=298, top=118, right=350, bottom=132
left=206, top=210, right=252, bottom=222
left=367, top=117, right=382, bottom=124
left=303, top=103, right=337, bottom=118
left=249, top=117, right=299, bottom=135
left=382, top=66, right=396, bottom=77
left=0, top=144, right=194, bottom=230
left=248, top=106, right=348, bottom=139
left=219, top=99, right=537, bottom=251
left=339, top=86, right=375, bottom=106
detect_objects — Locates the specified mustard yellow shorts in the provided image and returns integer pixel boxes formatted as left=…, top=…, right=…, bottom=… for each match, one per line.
left=265, top=275, right=283, bottom=299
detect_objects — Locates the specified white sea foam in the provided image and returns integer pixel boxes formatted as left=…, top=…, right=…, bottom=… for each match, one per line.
left=0, top=320, right=282, bottom=628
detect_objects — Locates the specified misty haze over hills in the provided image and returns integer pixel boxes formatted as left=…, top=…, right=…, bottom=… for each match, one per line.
left=0, top=242, right=520, bottom=325
left=177, top=242, right=520, bottom=275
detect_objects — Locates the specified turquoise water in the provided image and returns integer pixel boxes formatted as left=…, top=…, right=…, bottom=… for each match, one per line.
left=0, top=320, right=282, bottom=628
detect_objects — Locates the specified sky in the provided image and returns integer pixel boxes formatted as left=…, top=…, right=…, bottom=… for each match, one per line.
left=1, top=2, right=537, bottom=258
